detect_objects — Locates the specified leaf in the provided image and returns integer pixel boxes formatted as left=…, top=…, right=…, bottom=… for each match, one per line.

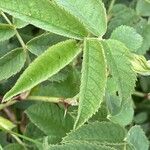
left=129, top=54, right=150, bottom=76
left=3, top=40, right=81, bottom=101
left=107, top=4, right=139, bottom=35
left=0, top=0, right=88, bottom=39
left=0, top=48, right=26, bottom=81
left=125, top=126, right=149, bottom=150
left=26, top=103, right=74, bottom=138
left=3, top=144, right=25, bottom=150
left=27, top=33, right=67, bottom=56
left=63, top=121, right=126, bottom=144
left=138, top=24, right=150, bottom=54
left=54, top=0, right=107, bottom=36
left=102, top=39, right=137, bottom=103
left=136, top=0, right=150, bottom=16
left=48, top=143, right=116, bottom=150
left=0, top=116, right=16, bottom=131
left=0, top=24, right=15, bottom=41
left=106, top=94, right=134, bottom=126
left=74, top=39, right=107, bottom=129
left=111, top=25, right=143, bottom=52
left=13, top=18, right=28, bottom=29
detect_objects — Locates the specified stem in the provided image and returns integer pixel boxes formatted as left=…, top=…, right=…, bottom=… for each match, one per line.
left=2, top=127, right=41, bottom=145
left=27, top=96, right=61, bottom=103
left=108, top=0, right=116, bottom=14
left=0, top=100, right=18, bottom=110
left=133, top=91, right=146, bottom=98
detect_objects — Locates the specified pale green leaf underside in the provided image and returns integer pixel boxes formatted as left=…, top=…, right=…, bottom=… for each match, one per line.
left=74, top=39, right=107, bottom=129
left=54, top=0, right=107, bottom=36
left=102, top=40, right=137, bottom=102
left=0, top=24, right=15, bottom=41
left=0, top=48, right=26, bottom=81
left=26, top=103, right=73, bottom=137
left=111, top=25, right=143, bottom=52
left=107, top=96, right=134, bottom=126
left=27, top=33, right=67, bottom=56
left=126, top=126, right=149, bottom=150
left=0, top=0, right=88, bottom=39
left=3, top=40, right=81, bottom=101
left=64, top=122, right=126, bottom=144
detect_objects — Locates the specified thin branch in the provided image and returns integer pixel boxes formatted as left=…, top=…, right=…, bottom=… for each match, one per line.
left=108, top=0, right=116, bottom=14
left=0, top=95, right=78, bottom=111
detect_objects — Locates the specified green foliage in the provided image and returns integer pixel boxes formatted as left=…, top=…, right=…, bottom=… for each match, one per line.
left=3, top=40, right=81, bottom=101
left=125, top=126, right=149, bottom=150
left=0, top=48, right=26, bottom=81
left=27, top=33, right=67, bottom=56
left=111, top=25, right=143, bottom=52
left=55, top=0, right=107, bottom=36
left=74, top=39, right=107, bottom=129
left=0, top=0, right=149, bottom=149
left=0, top=0, right=88, bottom=39
left=0, top=24, right=15, bottom=41
left=136, top=0, right=150, bottom=16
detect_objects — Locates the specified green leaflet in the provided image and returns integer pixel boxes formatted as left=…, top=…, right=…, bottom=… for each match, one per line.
left=27, top=33, right=67, bottom=56
left=138, top=24, right=150, bottom=54
left=13, top=18, right=28, bottom=29
left=54, top=0, right=107, bottom=36
left=3, top=40, right=81, bottom=101
left=102, top=40, right=137, bottom=103
left=111, top=25, right=143, bottom=52
left=106, top=94, right=134, bottom=126
left=63, top=122, right=126, bottom=144
left=0, top=48, right=26, bottom=81
left=0, top=0, right=88, bottom=40
left=125, top=126, right=149, bottom=150
left=26, top=103, right=74, bottom=139
left=0, top=116, right=16, bottom=131
left=74, top=39, right=107, bottom=129
left=136, top=0, right=150, bottom=16
left=0, top=24, right=15, bottom=41
left=48, top=143, right=116, bottom=150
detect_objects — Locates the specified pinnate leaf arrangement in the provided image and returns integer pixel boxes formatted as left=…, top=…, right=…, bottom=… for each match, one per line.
left=0, top=0, right=150, bottom=149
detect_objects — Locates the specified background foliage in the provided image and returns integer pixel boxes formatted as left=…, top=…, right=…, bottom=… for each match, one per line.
left=0, top=0, right=150, bottom=149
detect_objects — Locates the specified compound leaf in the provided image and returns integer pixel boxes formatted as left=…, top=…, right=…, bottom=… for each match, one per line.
left=54, top=0, right=107, bottom=36
left=0, top=0, right=88, bottom=39
left=74, top=39, right=107, bottom=129
left=3, top=40, right=81, bottom=101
